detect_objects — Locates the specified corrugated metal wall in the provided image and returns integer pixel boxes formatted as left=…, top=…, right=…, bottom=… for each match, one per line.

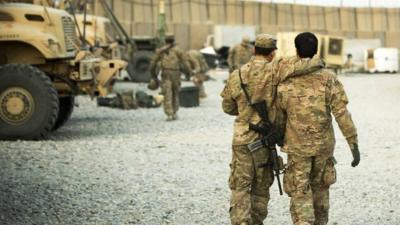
left=266, top=0, right=400, bottom=8
left=108, top=0, right=400, bottom=50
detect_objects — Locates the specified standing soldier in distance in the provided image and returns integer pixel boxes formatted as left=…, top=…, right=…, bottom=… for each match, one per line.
left=149, top=33, right=190, bottom=121
left=186, top=50, right=201, bottom=80
left=187, top=50, right=209, bottom=98
left=221, top=34, right=278, bottom=225
left=227, top=36, right=253, bottom=73
left=276, top=32, right=360, bottom=225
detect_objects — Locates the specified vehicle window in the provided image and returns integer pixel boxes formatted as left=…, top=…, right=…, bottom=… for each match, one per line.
left=25, top=14, right=45, bottom=22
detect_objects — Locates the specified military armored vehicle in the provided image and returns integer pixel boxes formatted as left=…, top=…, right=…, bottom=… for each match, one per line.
left=128, top=36, right=158, bottom=82
left=74, top=14, right=116, bottom=50
left=74, top=9, right=157, bottom=82
left=74, top=13, right=132, bottom=80
left=0, top=3, right=126, bottom=140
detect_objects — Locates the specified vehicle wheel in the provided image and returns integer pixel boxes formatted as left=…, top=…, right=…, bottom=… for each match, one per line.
left=127, top=50, right=154, bottom=82
left=0, top=64, right=59, bottom=140
left=52, top=96, right=75, bottom=131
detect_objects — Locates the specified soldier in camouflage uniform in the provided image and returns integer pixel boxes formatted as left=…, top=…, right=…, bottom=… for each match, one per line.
left=187, top=50, right=209, bottom=98
left=221, top=34, right=278, bottom=225
left=186, top=50, right=201, bottom=76
left=221, top=33, right=325, bottom=225
left=276, top=32, right=360, bottom=225
left=227, top=36, right=253, bottom=73
left=149, top=34, right=190, bottom=121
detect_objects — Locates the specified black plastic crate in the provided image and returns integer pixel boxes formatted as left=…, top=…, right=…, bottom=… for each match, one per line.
left=179, top=86, right=199, bottom=107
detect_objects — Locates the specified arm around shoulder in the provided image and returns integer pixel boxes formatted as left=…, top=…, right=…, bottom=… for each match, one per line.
left=149, top=50, right=162, bottom=78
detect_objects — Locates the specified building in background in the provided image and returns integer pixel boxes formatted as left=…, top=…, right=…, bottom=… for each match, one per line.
left=103, top=0, right=399, bottom=52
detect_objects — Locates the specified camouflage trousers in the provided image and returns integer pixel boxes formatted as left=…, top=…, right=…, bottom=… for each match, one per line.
left=229, top=145, right=274, bottom=225
left=161, top=72, right=181, bottom=116
left=283, top=154, right=337, bottom=225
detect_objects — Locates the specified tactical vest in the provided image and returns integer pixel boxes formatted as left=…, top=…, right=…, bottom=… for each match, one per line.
left=160, top=48, right=180, bottom=71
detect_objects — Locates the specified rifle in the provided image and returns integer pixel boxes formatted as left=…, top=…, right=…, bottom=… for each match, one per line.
left=238, top=69, right=283, bottom=195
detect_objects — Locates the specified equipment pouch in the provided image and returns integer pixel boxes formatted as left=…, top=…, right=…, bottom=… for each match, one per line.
left=228, top=160, right=237, bottom=190
left=322, top=157, right=337, bottom=187
left=283, top=160, right=296, bottom=196
left=277, top=155, right=284, bottom=171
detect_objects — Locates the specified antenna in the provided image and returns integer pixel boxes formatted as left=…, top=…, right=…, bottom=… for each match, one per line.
left=40, top=0, right=53, bottom=26
left=94, top=0, right=98, bottom=47
left=82, top=0, right=88, bottom=50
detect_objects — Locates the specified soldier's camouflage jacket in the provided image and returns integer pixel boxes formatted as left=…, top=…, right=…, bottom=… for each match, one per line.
left=221, top=56, right=323, bottom=145
left=276, top=56, right=358, bottom=156
left=186, top=51, right=200, bottom=74
left=149, top=44, right=190, bottom=78
left=188, top=50, right=209, bottom=73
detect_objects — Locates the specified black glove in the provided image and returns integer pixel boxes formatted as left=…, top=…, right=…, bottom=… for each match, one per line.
left=351, top=143, right=360, bottom=167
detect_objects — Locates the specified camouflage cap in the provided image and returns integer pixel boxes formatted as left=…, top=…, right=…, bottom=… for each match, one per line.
left=255, top=34, right=277, bottom=49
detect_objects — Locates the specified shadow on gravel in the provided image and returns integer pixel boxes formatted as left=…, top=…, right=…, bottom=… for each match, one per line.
left=67, top=116, right=117, bottom=123
left=49, top=117, right=167, bottom=140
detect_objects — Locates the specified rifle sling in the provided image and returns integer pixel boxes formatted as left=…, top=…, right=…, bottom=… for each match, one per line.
left=238, top=69, right=252, bottom=104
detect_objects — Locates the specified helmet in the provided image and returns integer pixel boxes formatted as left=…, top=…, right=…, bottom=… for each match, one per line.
left=165, top=33, right=175, bottom=42
left=147, top=79, right=159, bottom=90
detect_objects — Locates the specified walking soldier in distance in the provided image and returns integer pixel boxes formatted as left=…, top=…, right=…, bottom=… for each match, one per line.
left=149, top=33, right=190, bottom=121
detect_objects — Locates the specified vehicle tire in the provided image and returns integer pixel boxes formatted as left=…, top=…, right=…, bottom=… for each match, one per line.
left=127, top=50, right=154, bottom=82
left=0, top=64, right=59, bottom=140
left=52, top=96, right=75, bottom=131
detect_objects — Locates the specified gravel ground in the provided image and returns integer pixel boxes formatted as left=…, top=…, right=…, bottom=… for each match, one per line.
left=1, top=70, right=400, bottom=225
